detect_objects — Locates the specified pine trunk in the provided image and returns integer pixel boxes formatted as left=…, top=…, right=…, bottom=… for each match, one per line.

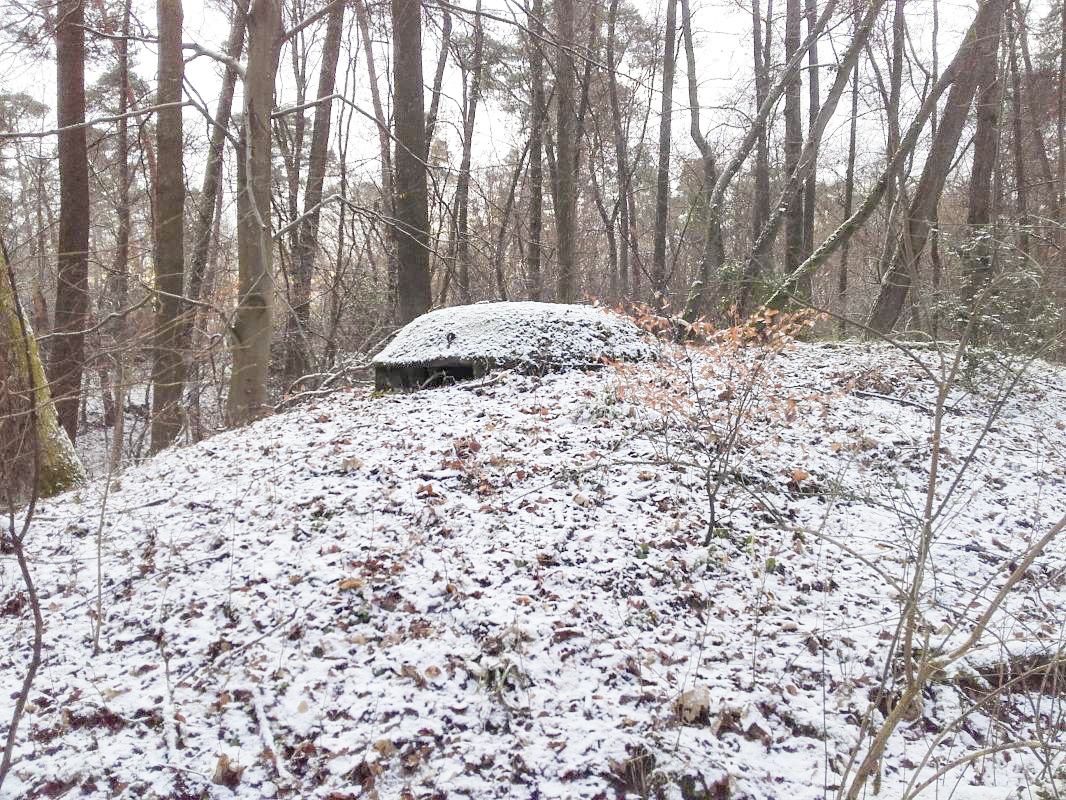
left=150, top=0, right=187, bottom=452
left=51, top=0, right=89, bottom=442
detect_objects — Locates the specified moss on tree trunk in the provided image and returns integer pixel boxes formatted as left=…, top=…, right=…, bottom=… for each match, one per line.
left=1, top=248, right=85, bottom=501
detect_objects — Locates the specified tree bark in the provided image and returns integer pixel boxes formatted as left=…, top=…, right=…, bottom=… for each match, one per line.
left=527, top=0, right=547, bottom=301
left=150, top=0, right=187, bottom=453
left=286, top=0, right=345, bottom=379
left=51, top=0, right=90, bottom=442
left=392, top=0, right=432, bottom=323
left=799, top=0, right=820, bottom=299
left=227, top=0, right=283, bottom=425
left=783, top=0, right=804, bottom=288
left=651, top=0, right=678, bottom=307
left=555, top=0, right=577, bottom=302
left=867, top=0, right=1008, bottom=335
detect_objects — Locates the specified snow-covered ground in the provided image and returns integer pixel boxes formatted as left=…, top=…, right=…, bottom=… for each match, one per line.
left=2, top=339, right=1065, bottom=799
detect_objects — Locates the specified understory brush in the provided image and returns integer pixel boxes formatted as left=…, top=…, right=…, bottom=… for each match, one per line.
left=615, top=307, right=1066, bottom=799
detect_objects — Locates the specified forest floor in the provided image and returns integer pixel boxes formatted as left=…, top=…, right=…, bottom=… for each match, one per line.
left=2, top=337, right=1066, bottom=800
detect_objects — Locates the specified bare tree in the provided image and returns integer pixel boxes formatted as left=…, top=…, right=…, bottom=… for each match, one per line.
left=799, top=0, right=820, bottom=298
left=227, top=0, right=283, bottom=424
left=51, top=0, right=90, bottom=442
left=651, top=0, right=677, bottom=307
left=456, top=0, right=485, bottom=303
left=606, top=0, right=633, bottom=298
left=782, top=0, right=804, bottom=291
left=527, top=0, right=547, bottom=301
left=960, top=6, right=1004, bottom=316
left=867, top=0, right=1008, bottom=335
left=392, top=0, right=432, bottom=323
left=680, top=0, right=724, bottom=322
left=750, top=0, right=773, bottom=291
left=286, top=0, right=345, bottom=378
left=353, top=0, right=397, bottom=307
left=838, top=5, right=860, bottom=335
left=150, top=0, right=187, bottom=452
left=555, top=0, right=577, bottom=302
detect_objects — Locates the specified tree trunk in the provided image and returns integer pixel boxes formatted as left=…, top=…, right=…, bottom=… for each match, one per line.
left=150, top=0, right=187, bottom=453
left=782, top=0, right=804, bottom=290
left=651, top=0, right=678, bottom=308
left=1, top=241, right=84, bottom=502
left=110, top=0, right=132, bottom=471
left=286, top=0, right=345, bottom=379
left=874, top=0, right=906, bottom=281
left=750, top=0, right=773, bottom=291
left=799, top=0, right=820, bottom=299
left=838, top=11, right=859, bottom=336
left=456, top=0, right=485, bottom=304
left=767, top=1, right=971, bottom=307
left=354, top=0, right=397, bottom=310
left=867, top=0, right=1008, bottom=335
left=494, top=141, right=530, bottom=301
left=1006, top=5, right=1028, bottom=258
left=426, top=0, right=452, bottom=149
left=555, top=0, right=577, bottom=302
left=680, top=0, right=724, bottom=322
left=687, top=0, right=840, bottom=314
left=741, top=0, right=884, bottom=314
left=392, top=0, right=432, bottom=323
left=607, top=0, right=630, bottom=299
left=51, top=0, right=90, bottom=443
left=960, top=11, right=1004, bottom=317
left=227, top=0, right=283, bottom=425
left=1059, top=0, right=1066, bottom=286
left=527, top=0, right=547, bottom=301
left=188, top=7, right=245, bottom=306
left=588, top=156, right=619, bottom=300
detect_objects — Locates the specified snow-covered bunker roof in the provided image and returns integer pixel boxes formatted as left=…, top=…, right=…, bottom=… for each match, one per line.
left=373, top=301, right=656, bottom=389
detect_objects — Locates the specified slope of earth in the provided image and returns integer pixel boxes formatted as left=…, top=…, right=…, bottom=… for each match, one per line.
left=2, top=340, right=1065, bottom=800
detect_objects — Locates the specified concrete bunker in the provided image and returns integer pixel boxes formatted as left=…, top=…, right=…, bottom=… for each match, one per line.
left=373, top=302, right=655, bottom=390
